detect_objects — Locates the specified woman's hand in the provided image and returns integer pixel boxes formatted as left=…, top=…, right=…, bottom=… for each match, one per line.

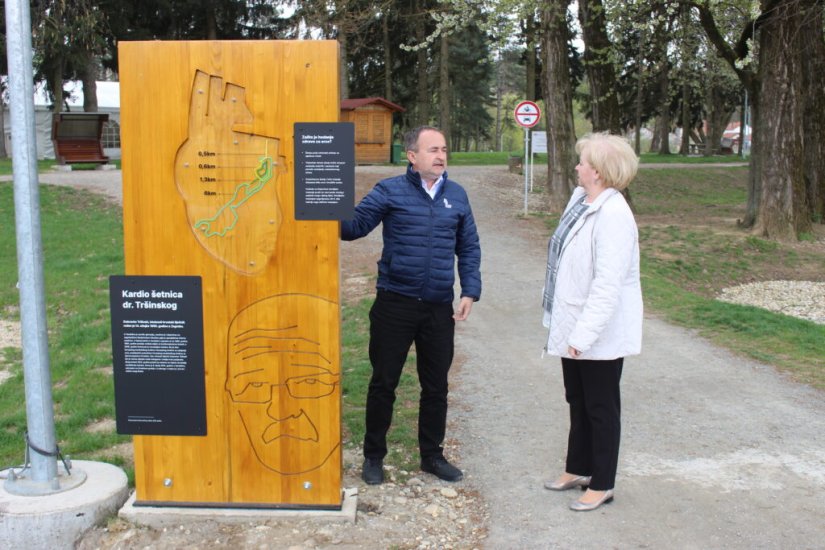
left=568, top=346, right=582, bottom=359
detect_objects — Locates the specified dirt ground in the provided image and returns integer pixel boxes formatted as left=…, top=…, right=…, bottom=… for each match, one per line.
left=24, top=166, right=825, bottom=548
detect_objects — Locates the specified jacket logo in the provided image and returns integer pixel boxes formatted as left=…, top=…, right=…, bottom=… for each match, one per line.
left=443, top=198, right=452, bottom=209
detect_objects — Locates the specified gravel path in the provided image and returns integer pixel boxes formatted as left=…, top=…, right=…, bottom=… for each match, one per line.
left=450, top=166, right=825, bottom=548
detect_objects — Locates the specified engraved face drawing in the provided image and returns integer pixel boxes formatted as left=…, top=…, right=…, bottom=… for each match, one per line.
left=226, top=294, right=340, bottom=475
left=175, top=70, right=287, bottom=275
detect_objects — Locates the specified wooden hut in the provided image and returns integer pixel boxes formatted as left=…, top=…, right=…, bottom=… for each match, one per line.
left=340, top=97, right=405, bottom=164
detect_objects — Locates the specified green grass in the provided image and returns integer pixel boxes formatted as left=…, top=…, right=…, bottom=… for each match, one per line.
left=447, top=151, right=746, bottom=166
left=0, top=181, right=420, bottom=477
left=638, top=152, right=746, bottom=164
left=0, top=159, right=58, bottom=175
left=0, top=158, right=121, bottom=175
left=341, top=298, right=421, bottom=475
left=0, top=182, right=127, bottom=469
left=450, top=151, right=526, bottom=165
left=640, top=275, right=825, bottom=386
left=632, top=167, right=749, bottom=216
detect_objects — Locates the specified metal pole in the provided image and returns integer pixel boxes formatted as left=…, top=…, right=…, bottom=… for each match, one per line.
left=523, top=127, right=529, bottom=216
left=5, top=0, right=59, bottom=489
left=529, top=131, right=534, bottom=193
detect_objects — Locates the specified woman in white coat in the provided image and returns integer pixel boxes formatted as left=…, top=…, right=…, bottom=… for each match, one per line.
left=542, top=133, right=642, bottom=511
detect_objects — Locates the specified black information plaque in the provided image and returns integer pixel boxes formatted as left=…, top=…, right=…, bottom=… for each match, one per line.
left=294, top=122, right=355, bottom=220
left=109, top=275, right=206, bottom=435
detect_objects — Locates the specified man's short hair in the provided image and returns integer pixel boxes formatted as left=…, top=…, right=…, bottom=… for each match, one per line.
left=404, top=126, right=444, bottom=153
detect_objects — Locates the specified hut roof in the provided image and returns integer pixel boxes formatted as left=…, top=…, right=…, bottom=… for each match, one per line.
left=340, top=97, right=405, bottom=112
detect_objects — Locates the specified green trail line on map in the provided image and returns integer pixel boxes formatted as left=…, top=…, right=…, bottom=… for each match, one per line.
left=194, top=156, right=274, bottom=238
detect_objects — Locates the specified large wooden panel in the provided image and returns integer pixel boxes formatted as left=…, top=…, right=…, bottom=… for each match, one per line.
left=118, top=41, right=342, bottom=508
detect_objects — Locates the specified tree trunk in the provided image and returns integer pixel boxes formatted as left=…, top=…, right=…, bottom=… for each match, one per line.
left=383, top=15, right=392, bottom=101
left=414, top=3, right=430, bottom=125
left=525, top=16, right=537, bottom=101
left=578, top=0, right=621, bottom=134
left=50, top=61, right=65, bottom=113
left=741, top=90, right=761, bottom=228
left=652, top=63, right=670, bottom=154
left=495, top=58, right=503, bottom=151
left=704, top=84, right=733, bottom=156
left=800, top=0, right=825, bottom=224
left=439, top=34, right=451, bottom=153
left=648, top=1, right=671, bottom=155
left=540, top=0, right=577, bottom=210
left=678, top=4, right=693, bottom=156
left=738, top=97, right=746, bottom=156
left=679, top=81, right=690, bottom=155
left=338, top=32, right=350, bottom=100
left=205, top=0, right=218, bottom=39
left=0, top=104, right=7, bottom=158
left=633, top=32, right=644, bottom=155
left=82, top=55, right=98, bottom=112
left=754, top=1, right=809, bottom=239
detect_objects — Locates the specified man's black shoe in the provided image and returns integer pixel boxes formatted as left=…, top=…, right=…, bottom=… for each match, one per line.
left=421, top=456, right=463, bottom=482
left=362, top=458, right=384, bottom=485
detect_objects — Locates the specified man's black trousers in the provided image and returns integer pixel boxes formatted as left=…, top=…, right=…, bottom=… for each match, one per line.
left=363, top=290, right=455, bottom=460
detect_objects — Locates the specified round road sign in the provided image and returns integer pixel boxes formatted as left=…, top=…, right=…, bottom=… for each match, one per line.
left=514, top=100, right=541, bottom=128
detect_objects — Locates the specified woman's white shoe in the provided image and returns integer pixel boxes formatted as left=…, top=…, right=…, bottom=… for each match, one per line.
left=569, top=489, right=614, bottom=511
left=543, top=475, right=591, bottom=491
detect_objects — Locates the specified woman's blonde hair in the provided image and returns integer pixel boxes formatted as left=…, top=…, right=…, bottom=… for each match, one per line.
left=575, top=133, right=639, bottom=190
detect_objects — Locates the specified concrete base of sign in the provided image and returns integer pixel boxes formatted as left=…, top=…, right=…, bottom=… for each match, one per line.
left=0, top=460, right=130, bottom=550
left=119, top=487, right=358, bottom=527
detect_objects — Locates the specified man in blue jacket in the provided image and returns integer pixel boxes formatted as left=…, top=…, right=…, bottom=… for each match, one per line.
left=341, top=126, right=482, bottom=484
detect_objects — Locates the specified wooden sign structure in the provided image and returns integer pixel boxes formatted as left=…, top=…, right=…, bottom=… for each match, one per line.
left=118, top=41, right=342, bottom=508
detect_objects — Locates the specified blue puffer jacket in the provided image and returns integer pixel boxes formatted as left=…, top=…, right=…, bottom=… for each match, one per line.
left=341, top=165, right=481, bottom=304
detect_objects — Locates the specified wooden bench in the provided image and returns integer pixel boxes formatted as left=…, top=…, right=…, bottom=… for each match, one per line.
left=51, top=112, right=110, bottom=165
left=54, top=138, right=110, bottom=164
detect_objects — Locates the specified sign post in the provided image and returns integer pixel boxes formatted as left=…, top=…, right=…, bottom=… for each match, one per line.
left=513, top=101, right=541, bottom=216
left=118, top=41, right=344, bottom=509
left=530, top=131, right=547, bottom=193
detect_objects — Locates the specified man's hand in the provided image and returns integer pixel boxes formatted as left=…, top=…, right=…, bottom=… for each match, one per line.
left=453, top=297, right=475, bottom=321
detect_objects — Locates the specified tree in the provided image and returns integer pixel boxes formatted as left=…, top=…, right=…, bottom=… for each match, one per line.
left=752, top=0, right=809, bottom=239
left=800, top=0, right=825, bottom=223
left=448, top=24, right=495, bottom=150
left=540, top=0, right=577, bottom=209
left=439, top=32, right=450, bottom=144
left=32, top=0, right=107, bottom=112
left=416, top=2, right=437, bottom=126
left=578, top=0, right=621, bottom=133
left=101, top=0, right=276, bottom=74
left=695, top=0, right=820, bottom=239
left=700, top=56, right=740, bottom=156
left=493, top=47, right=527, bottom=151
left=609, top=1, right=658, bottom=152
left=647, top=1, right=675, bottom=154
left=522, top=13, right=539, bottom=101
left=294, top=0, right=396, bottom=100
